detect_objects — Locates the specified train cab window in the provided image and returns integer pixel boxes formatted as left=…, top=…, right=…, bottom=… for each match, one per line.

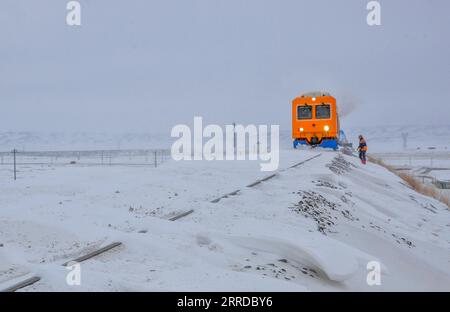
left=316, top=104, right=331, bottom=119
left=297, top=105, right=312, bottom=119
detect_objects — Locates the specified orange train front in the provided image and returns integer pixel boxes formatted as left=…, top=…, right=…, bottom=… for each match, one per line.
left=292, top=91, right=340, bottom=150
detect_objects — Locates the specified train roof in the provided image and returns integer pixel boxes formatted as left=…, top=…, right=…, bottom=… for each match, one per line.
left=300, top=91, right=331, bottom=98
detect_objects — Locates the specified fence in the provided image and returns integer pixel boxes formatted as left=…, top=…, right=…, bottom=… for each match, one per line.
left=371, top=151, right=450, bottom=168
left=372, top=152, right=450, bottom=190
left=0, top=149, right=172, bottom=180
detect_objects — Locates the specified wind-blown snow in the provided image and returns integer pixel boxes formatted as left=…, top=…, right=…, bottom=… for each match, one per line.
left=0, top=149, right=449, bottom=291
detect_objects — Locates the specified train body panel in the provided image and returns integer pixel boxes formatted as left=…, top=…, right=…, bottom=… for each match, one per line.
left=292, top=92, right=340, bottom=149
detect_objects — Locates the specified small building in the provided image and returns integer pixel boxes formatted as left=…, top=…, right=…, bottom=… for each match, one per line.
left=433, top=179, right=450, bottom=189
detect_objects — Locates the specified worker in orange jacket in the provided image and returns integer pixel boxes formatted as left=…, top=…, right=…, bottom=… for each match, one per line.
left=357, top=135, right=368, bottom=164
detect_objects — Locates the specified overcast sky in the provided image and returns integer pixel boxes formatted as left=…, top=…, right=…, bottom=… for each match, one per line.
left=1, top=0, right=449, bottom=133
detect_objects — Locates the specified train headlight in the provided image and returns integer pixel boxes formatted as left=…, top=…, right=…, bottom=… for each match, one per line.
left=299, top=127, right=304, bottom=132
left=324, top=125, right=330, bottom=132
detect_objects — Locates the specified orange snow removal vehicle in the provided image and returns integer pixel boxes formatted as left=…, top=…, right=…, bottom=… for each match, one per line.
left=292, top=91, right=340, bottom=150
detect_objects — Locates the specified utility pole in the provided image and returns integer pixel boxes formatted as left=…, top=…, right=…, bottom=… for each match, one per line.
left=233, top=122, right=237, bottom=156
left=13, top=149, right=17, bottom=180
left=401, top=132, right=408, bottom=150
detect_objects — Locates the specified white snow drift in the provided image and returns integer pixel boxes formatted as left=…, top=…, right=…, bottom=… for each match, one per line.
left=0, top=149, right=449, bottom=291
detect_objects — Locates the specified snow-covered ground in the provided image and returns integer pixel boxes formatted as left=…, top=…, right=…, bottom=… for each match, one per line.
left=2, top=125, right=449, bottom=153
left=1, top=148, right=449, bottom=291
left=343, top=125, right=450, bottom=188
left=344, top=125, right=450, bottom=153
left=0, top=132, right=172, bottom=151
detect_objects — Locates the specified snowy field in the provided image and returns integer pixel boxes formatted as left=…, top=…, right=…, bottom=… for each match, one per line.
left=1, top=147, right=449, bottom=291
left=344, top=125, right=450, bottom=153
left=0, top=149, right=171, bottom=167
left=347, top=125, right=450, bottom=187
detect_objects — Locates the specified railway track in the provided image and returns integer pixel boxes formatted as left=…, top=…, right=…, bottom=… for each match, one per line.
left=2, top=152, right=322, bottom=291
left=61, top=242, right=122, bottom=267
left=169, top=209, right=195, bottom=221
left=1, top=276, right=41, bottom=293
left=208, top=153, right=322, bottom=205
left=1, top=242, right=123, bottom=292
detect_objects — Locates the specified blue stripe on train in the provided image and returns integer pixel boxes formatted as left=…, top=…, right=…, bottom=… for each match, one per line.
left=293, top=139, right=338, bottom=150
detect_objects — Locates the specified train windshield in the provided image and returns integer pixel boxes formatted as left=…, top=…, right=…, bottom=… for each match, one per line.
left=316, top=104, right=331, bottom=119
left=297, top=105, right=312, bottom=119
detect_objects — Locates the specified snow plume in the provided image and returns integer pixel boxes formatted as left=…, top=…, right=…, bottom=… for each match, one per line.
left=338, top=95, right=360, bottom=118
